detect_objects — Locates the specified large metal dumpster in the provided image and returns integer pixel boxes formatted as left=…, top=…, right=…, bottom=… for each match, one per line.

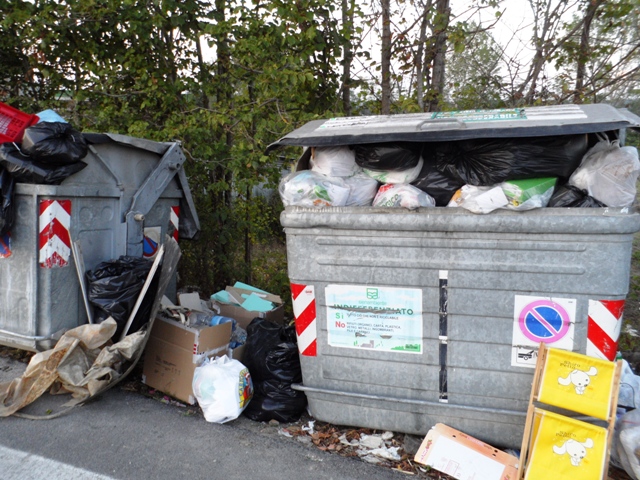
left=0, top=134, right=199, bottom=351
left=269, top=104, right=640, bottom=448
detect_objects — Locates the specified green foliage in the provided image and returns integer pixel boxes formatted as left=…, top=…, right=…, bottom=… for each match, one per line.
left=444, top=24, right=505, bottom=110
left=0, top=0, right=347, bottom=300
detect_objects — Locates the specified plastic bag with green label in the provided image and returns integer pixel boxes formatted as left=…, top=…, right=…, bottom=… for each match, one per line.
left=279, top=170, right=350, bottom=207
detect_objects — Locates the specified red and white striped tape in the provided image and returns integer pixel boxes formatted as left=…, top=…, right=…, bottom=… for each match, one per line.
left=291, top=283, right=317, bottom=356
left=587, top=299, right=625, bottom=361
left=39, top=199, right=71, bottom=268
left=170, top=206, right=180, bottom=241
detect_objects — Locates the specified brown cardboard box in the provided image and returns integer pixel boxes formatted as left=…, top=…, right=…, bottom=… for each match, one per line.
left=142, top=316, right=232, bottom=405
left=229, top=344, right=246, bottom=363
left=414, top=423, right=519, bottom=480
left=212, top=286, right=285, bottom=330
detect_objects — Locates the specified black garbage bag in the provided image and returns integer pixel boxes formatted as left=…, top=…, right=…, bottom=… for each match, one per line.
left=21, top=122, right=88, bottom=165
left=411, top=158, right=464, bottom=206
left=354, top=142, right=423, bottom=171
left=242, top=318, right=307, bottom=422
left=0, top=143, right=86, bottom=185
left=0, top=166, right=15, bottom=236
left=423, top=134, right=588, bottom=186
left=548, top=184, right=607, bottom=208
left=86, top=256, right=158, bottom=339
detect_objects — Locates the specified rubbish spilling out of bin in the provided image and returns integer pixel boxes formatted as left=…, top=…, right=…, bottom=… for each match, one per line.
left=0, top=102, right=199, bottom=353
left=273, top=106, right=640, bottom=212
left=142, top=283, right=304, bottom=425
left=269, top=105, right=640, bottom=457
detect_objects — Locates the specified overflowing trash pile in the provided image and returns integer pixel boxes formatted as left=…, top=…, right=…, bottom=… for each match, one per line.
left=0, top=104, right=89, bottom=236
left=279, top=135, right=640, bottom=212
left=143, top=285, right=307, bottom=426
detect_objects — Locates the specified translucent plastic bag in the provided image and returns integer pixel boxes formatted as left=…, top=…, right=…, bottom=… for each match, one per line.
left=310, top=146, right=360, bottom=177
left=344, top=172, right=379, bottom=206
left=611, top=408, right=640, bottom=480
left=192, top=355, right=253, bottom=423
left=569, top=137, right=640, bottom=207
left=279, top=170, right=350, bottom=207
left=373, top=183, right=436, bottom=210
left=447, top=185, right=509, bottom=214
left=448, top=179, right=556, bottom=214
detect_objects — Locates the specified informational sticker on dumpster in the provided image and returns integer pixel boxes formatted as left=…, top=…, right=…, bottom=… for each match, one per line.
left=326, top=285, right=422, bottom=354
left=143, top=227, right=161, bottom=258
left=319, top=113, right=433, bottom=130
left=0, top=232, right=11, bottom=259
left=431, top=108, right=526, bottom=122
left=511, top=295, right=576, bottom=368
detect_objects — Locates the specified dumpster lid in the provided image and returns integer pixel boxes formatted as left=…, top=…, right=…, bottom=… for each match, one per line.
left=85, top=132, right=200, bottom=240
left=266, top=104, right=640, bottom=151
left=84, top=133, right=175, bottom=155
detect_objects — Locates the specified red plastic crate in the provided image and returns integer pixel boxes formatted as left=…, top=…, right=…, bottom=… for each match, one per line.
left=0, top=102, right=39, bottom=144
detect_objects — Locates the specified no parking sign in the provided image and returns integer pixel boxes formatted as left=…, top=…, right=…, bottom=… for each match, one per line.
left=511, top=295, right=576, bottom=367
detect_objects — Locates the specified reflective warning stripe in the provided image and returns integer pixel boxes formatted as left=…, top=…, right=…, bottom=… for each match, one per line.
left=170, top=206, right=180, bottom=241
left=291, top=283, right=317, bottom=356
left=586, top=299, right=624, bottom=361
left=39, top=200, right=71, bottom=268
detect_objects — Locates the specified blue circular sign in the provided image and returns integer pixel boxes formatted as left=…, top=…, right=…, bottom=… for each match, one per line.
left=143, top=235, right=158, bottom=257
left=519, top=300, right=570, bottom=343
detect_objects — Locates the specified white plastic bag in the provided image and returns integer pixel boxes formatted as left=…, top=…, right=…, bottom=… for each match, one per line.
left=611, top=408, right=640, bottom=480
left=192, top=355, right=253, bottom=423
left=310, top=146, right=360, bottom=178
left=279, top=170, right=350, bottom=207
left=363, top=157, right=424, bottom=184
left=569, top=137, right=640, bottom=207
left=447, top=185, right=509, bottom=214
left=372, top=183, right=436, bottom=210
left=344, top=172, right=379, bottom=206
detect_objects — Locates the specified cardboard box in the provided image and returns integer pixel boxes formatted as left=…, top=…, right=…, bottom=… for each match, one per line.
left=229, top=344, right=246, bottom=363
left=501, top=177, right=557, bottom=207
left=212, top=286, right=285, bottom=330
left=414, top=423, right=519, bottom=480
left=142, top=315, right=232, bottom=405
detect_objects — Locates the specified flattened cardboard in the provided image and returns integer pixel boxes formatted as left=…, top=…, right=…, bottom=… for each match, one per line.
left=414, top=423, right=519, bottom=480
left=215, top=303, right=284, bottom=330
left=142, top=315, right=231, bottom=405
left=211, top=285, right=285, bottom=330
left=225, top=286, right=283, bottom=305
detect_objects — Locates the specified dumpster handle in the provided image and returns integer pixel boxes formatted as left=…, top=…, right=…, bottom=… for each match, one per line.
left=0, top=327, right=65, bottom=342
left=89, top=145, right=124, bottom=190
left=417, top=118, right=466, bottom=131
left=291, top=383, right=527, bottom=418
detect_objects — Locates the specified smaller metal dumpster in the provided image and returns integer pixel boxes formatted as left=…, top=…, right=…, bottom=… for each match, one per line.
left=0, top=134, right=199, bottom=351
left=269, top=104, right=640, bottom=449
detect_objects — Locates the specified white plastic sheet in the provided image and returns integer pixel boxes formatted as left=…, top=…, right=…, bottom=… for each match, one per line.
left=569, top=137, right=640, bottom=207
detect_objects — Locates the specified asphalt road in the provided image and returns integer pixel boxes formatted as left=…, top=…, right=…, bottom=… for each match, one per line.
left=0, top=355, right=408, bottom=480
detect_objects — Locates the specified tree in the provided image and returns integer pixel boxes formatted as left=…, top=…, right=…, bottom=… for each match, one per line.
left=444, top=26, right=505, bottom=109
left=553, top=0, right=640, bottom=104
